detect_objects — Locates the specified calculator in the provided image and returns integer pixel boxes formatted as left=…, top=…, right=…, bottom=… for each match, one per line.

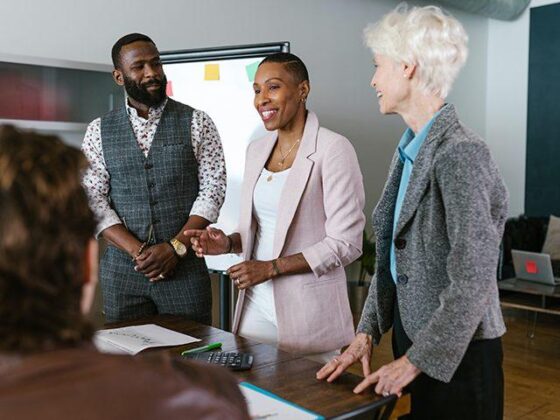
left=184, top=351, right=254, bottom=371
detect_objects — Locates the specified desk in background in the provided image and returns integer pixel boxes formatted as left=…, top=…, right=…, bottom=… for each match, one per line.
left=499, top=277, right=560, bottom=337
left=107, top=315, right=396, bottom=420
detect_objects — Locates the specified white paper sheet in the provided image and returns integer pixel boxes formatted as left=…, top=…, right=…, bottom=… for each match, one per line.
left=239, top=382, right=323, bottom=420
left=94, top=324, right=200, bottom=355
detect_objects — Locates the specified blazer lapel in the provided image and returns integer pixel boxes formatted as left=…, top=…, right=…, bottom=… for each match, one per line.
left=394, top=104, right=457, bottom=237
left=272, top=112, right=319, bottom=257
left=373, top=150, right=402, bottom=234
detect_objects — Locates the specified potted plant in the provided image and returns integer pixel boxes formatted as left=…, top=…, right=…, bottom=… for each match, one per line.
left=358, top=231, right=376, bottom=286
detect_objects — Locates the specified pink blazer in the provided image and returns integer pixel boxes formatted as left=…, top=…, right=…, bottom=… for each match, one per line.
left=232, top=111, right=366, bottom=354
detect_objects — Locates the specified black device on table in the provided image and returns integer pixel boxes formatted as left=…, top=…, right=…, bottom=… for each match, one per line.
left=184, top=351, right=254, bottom=371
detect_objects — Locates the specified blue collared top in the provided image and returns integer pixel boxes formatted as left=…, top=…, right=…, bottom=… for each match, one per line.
left=390, top=110, right=442, bottom=283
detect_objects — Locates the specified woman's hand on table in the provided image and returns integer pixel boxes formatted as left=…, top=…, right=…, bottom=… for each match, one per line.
left=316, top=333, right=373, bottom=383
left=353, top=355, right=421, bottom=397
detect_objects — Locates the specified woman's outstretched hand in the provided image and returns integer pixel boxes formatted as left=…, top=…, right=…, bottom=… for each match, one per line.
left=184, top=227, right=230, bottom=257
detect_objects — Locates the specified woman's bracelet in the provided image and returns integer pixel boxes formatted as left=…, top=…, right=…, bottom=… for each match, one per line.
left=225, top=235, right=234, bottom=254
left=271, top=259, right=282, bottom=277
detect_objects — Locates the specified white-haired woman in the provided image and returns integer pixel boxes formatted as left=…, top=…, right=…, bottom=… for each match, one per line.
left=317, top=5, right=508, bottom=419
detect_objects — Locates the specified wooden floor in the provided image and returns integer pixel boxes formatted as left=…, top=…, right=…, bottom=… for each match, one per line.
left=348, top=308, right=560, bottom=419
left=501, top=309, right=560, bottom=419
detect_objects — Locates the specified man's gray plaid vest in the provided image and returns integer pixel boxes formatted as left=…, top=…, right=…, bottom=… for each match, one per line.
left=99, top=99, right=211, bottom=323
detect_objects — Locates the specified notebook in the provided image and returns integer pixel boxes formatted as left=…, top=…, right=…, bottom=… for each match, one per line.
left=94, top=324, right=200, bottom=355
left=239, top=382, right=323, bottom=420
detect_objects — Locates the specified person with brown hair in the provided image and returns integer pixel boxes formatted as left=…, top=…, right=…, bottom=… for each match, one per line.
left=0, top=126, right=249, bottom=420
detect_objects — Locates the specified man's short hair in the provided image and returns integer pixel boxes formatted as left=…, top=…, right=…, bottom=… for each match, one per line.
left=259, top=52, right=310, bottom=84
left=111, top=33, right=156, bottom=69
left=0, top=126, right=96, bottom=353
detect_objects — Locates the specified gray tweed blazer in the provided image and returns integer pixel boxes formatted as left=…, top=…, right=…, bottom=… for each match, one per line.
left=357, top=104, right=508, bottom=383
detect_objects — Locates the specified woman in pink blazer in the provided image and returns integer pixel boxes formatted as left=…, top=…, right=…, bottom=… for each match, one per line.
left=187, top=53, right=365, bottom=360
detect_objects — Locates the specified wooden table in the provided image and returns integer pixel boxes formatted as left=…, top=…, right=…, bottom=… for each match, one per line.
left=107, top=315, right=396, bottom=420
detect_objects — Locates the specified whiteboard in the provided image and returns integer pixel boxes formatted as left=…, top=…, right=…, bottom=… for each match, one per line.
left=162, top=44, right=288, bottom=270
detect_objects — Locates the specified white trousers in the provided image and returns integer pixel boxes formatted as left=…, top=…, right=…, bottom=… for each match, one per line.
left=238, top=298, right=340, bottom=364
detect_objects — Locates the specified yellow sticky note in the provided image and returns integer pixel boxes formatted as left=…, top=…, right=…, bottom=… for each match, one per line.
left=204, top=63, right=220, bottom=81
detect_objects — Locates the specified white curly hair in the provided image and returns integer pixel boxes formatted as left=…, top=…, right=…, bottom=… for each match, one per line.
left=364, top=3, right=468, bottom=99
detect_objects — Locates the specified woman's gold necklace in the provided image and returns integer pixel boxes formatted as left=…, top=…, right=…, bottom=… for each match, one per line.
left=267, top=138, right=301, bottom=182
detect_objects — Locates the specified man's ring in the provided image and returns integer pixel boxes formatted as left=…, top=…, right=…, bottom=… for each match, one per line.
left=234, top=278, right=240, bottom=285
left=158, top=274, right=165, bottom=280
left=332, top=357, right=340, bottom=364
left=382, top=391, right=389, bottom=397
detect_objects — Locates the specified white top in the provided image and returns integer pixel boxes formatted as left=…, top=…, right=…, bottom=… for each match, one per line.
left=246, top=167, right=291, bottom=324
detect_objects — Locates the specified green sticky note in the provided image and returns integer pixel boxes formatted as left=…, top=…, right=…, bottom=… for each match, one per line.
left=245, top=61, right=260, bottom=82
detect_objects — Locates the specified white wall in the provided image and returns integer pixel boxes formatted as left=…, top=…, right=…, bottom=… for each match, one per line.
left=0, top=0, right=489, bottom=222
left=486, top=0, right=559, bottom=217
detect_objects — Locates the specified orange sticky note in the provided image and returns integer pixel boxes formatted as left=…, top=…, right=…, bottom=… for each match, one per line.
left=204, top=64, right=220, bottom=81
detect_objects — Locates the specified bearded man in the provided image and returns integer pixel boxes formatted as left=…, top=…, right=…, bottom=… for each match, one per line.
left=82, top=33, right=226, bottom=323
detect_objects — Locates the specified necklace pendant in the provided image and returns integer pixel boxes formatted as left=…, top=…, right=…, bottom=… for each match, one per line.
left=267, top=174, right=273, bottom=182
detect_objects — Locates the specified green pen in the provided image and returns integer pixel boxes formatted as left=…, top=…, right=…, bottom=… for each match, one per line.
left=181, top=342, right=222, bottom=355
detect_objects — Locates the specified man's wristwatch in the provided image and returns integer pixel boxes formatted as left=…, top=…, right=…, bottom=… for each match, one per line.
left=169, top=238, right=187, bottom=258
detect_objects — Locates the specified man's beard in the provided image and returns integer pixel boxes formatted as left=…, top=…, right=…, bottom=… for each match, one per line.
left=124, top=74, right=168, bottom=108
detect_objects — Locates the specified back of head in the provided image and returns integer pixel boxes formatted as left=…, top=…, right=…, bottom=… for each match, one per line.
left=259, top=52, right=310, bottom=84
left=0, top=126, right=95, bottom=353
left=364, top=4, right=468, bottom=98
